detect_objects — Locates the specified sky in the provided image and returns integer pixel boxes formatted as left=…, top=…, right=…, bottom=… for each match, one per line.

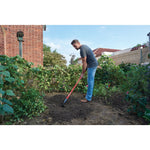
left=43, top=25, right=150, bottom=65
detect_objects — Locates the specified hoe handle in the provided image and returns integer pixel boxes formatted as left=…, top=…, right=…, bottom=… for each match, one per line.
left=66, top=75, right=82, bottom=100
left=63, top=70, right=86, bottom=104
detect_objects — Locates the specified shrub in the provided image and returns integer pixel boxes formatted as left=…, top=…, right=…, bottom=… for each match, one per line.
left=43, top=44, right=67, bottom=67
left=121, top=64, right=150, bottom=118
left=1, top=54, right=150, bottom=124
left=119, top=62, right=136, bottom=72
left=28, top=64, right=87, bottom=93
left=95, top=55, right=125, bottom=86
left=0, top=63, right=15, bottom=116
left=0, top=55, right=46, bottom=123
left=93, top=83, right=121, bottom=100
left=11, top=88, right=46, bottom=122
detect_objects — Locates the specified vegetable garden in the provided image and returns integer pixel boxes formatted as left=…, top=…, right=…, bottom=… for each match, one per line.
left=0, top=55, right=150, bottom=124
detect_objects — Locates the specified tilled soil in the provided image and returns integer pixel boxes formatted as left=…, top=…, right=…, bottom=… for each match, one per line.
left=18, top=92, right=146, bottom=125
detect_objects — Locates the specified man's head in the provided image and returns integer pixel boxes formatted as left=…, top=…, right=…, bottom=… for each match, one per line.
left=71, top=39, right=81, bottom=50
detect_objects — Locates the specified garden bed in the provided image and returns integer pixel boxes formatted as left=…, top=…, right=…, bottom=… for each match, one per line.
left=1, top=55, right=149, bottom=124
left=14, top=92, right=146, bottom=125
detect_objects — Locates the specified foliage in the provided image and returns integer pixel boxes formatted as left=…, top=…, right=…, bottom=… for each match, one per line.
left=72, top=58, right=79, bottom=65
left=1, top=54, right=150, bottom=124
left=131, top=43, right=147, bottom=51
left=93, top=83, right=121, bottom=100
left=43, top=44, right=51, bottom=52
left=0, top=55, right=45, bottom=123
left=143, top=109, right=150, bottom=122
left=121, top=64, right=150, bottom=119
left=95, top=55, right=125, bottom=86
left=11, top=88, right=46, bottom=122
left=29, top=64, right=87, bottom=93
left=43, top=44, right=67, bottom=67
left=119, top=62, right=136, bottom=72
left=0, top=63, right=15, bottom=116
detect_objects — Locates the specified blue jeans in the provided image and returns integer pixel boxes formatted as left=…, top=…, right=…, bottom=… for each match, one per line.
left=85, top=67, right=97, bottom=101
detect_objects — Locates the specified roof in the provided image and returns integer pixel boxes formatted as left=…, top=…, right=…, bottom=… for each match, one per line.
left=131, top=45, right=147, bottom=51
left=78, top=48, right=120, bottom=61
left=112, top=48, right=131, bottom=56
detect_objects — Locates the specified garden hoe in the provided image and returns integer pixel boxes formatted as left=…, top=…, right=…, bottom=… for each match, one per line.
left=61, top=72, right=85, bottom=107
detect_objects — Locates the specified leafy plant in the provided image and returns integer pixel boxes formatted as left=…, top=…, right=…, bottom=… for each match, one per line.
left=1, top=54, right=150, bottom=124
left=0, top=64, right=15, bottom=116
left=119, top=62, right=136, bottom=72
left=0, top=55, right=45, bottom=123
left=95, top=55, right=125, bottom=86
left=43, top=44, right=67, bottom=67
left=122, top=64, right=150, bottom=119
left=11, top=88, right=46, bottom=122
left=93, top=83, right=120, bottom=100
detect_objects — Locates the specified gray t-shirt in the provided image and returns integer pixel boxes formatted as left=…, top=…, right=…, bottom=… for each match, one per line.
left=80, top=45, right=98, bottom=68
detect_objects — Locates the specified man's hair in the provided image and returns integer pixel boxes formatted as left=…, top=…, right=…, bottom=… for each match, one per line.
left=71, top=39, right=80, bottom=45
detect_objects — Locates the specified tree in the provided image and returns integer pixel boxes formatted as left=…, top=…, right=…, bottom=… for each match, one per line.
left=135, top=44, right=142, bottom=47
left=43, top=44, right=51, bottom=52
left=43, top=44, right=67, bottom=67
left=69, top=54, right=76, bottom=65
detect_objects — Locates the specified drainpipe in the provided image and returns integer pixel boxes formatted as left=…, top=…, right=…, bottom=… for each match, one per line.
left=19, top=39, right=23, bottom=57
left=17, top=31, right=24, bottom=57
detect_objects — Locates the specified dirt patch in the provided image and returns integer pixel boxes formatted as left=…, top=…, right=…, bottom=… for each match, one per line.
left=95, top=92, right=129, bottom=111
left=15, top=92, right=147, bottom=125
left=46, top=94, right=93, bottom=123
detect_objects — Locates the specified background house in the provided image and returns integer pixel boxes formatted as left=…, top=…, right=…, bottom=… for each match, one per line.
left=110, top=47, right=150, bottom=65
left=112, top=48, right=131, bottom=56
left=77, top=46, right=150, bottom=65
left=0, top=25, right=46, bottom=66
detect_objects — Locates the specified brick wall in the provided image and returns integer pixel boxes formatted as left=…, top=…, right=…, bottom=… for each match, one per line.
left=110, top=47, right=150, bottom=65
left=0, top=25, right=43, bottom=66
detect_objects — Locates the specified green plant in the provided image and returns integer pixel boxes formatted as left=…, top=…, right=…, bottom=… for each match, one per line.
left=143, top=109, right=150, bottom=122
left=95, top=55, right=125, bottom=86
left=2, top=54, right=150, bottom=124
left=119, top=62, right=136, bottom=72
left=0, top=55, right=46, bottom=123
left=121, top=64, right=150, bottom=119
left=11, top=88, right=46, bottom=122
left=93, top=82, right=121, bottom=102
left=93, top=83, right=107, bottom=97
left=125, top=93, right=147, bottom=116
left=0, top=64, right=15, bottom=116
left=43, top=44, right=67, bottom=67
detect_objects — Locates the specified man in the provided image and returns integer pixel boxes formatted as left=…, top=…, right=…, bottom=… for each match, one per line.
left=71, top=39, right=98, bottom=103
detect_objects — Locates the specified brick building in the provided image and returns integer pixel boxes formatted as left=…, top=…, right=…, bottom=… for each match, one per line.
left=0, top=25, right=46, bottom=66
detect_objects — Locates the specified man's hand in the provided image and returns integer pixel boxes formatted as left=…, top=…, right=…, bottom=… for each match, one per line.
left=81, top=72, right=84, bottom=78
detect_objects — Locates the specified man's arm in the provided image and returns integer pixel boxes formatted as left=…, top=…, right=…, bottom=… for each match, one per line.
left=81, top=57, right=87, bottom=74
